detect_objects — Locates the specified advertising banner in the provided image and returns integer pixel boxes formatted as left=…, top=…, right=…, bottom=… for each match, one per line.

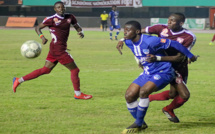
left=6, top=17, right=37, bottom=27
left=151, top=18, right=206, bottom=30
left=63, top=0, right=142, bottom=7
left=0, top=0, right=22, bottom=5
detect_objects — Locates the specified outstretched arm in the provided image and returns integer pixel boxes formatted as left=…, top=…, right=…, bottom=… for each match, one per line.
left=146, top=52, right=186, bottom=63
left=73, top=23, right=84, bottom=38
left=35, top=23, right=48, bottom=45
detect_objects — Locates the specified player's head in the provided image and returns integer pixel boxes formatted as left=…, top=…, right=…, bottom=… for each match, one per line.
left=168, top=13, right=186, bottom=32
left=54, top=1, right=65, bottom=16
left=124, top=20, right=141, bottom=41
left=112, top=5, right=117, bottom=11
left=103, top=11, right=106, bottom=14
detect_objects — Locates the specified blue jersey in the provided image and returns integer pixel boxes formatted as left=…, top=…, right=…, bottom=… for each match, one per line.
left=109, top=10, right=119, bottom=26
left=125, top=34, right=194, bottom=75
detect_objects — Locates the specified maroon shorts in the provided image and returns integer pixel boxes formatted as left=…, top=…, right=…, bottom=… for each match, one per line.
left=46, top=50, right=74, bottom=65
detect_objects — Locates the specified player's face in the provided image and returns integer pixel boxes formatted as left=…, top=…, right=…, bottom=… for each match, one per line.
left=167, top=15, right=183, bottom=32
left=112, top=6, right=116, bottom=11
left=124, top=24, right=139, bottom=41
left=54, top=3, right=65, bottom=16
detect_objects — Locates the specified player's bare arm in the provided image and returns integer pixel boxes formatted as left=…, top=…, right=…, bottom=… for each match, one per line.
left=146, top=53, right=186, bottom=63
left=141, top=28, right=146, bottom=33
left=73, top=23, right=84, bottom=38
left=116, top=38, right=124, bottom=55
left=35, top=23, right=48, bottom=45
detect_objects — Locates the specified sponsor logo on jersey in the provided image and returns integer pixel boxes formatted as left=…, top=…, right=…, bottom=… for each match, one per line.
left=176, top=37, right=184, bottom=44
left=67, top=18, right=71, bottom=23
left=160, top=28, right=169, bottom=37
left=160, top=39, right=166, bottom=43
left=53, top=18, right=61, bottom=25
left=153, top=74, right=161, bottom=80
left=142, top=49, right=149, bottom=54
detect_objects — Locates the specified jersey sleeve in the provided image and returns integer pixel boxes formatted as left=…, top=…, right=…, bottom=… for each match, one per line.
left=70, top=15, right=78, bottom=25
left=145, top=24, right=163, bottom=34
left=148, top=36, right=194, bottom=58
left=42, top=17, right=53, bottom=26
left=183, top=35, right=196, bottom=51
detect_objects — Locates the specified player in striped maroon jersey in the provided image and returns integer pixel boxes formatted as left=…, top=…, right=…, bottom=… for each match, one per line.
left=141, top=13, right=197, bottom=122
left=13, top=1, right=92, bottom=100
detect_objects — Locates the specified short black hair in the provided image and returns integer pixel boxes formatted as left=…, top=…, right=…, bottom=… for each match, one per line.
left=125, top=20, right=141, bottom=31
left=54, top=1, right=64, bottom=7
left=172, top=13, right=186, bottom=22
left=112, top=5, right=116, bottom=8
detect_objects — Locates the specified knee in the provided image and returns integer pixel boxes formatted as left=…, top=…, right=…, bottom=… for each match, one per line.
left=139, top=89, right=151, bottom=98
left=180, top=92, right=190, bottom=100
left=42, top=66, right=51, bottom=74
left=125, top=91, right=138, bottom=103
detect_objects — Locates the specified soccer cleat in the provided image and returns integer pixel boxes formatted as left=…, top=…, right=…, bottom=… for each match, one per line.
left=115, top=36, right=118, bottom=40
left=13, top=77, right=20, bottom=93
left=141, top=122, right=148, bottom=130
left=121, top=123, right=141, bottom=134
left=209, top=42, right=214, bottom=45
left=74, top=93, right=92, bottom=100
left=110, top=38, right=113, bottom=40
left=162, top=107, right=179, bottom=123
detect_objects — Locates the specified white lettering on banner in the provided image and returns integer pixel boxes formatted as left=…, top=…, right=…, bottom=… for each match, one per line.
left=70, top=0, right=137, bottom=7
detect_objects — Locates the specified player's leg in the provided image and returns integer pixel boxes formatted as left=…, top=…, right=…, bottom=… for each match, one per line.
left=122, top=73, right=175, bottom=134
left=209, top=34, right=215, bottom=45
left=101, top=21, right=105, bottom=31
left=163, top=81, right=189, bottom=123
left=115, top=26, right=120, bottom=40
left=60, top=52, right=92, bottom=100
left=109, top=25, right=114, bottom=40
left=13, top=51, right=58, bottom=92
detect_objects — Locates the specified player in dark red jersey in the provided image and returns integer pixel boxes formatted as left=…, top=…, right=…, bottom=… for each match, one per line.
left=12, top=1, right=92, bottom=100
left=141, top=13, right=196, bottom=122
left=117, top=13, right=197, bottom=123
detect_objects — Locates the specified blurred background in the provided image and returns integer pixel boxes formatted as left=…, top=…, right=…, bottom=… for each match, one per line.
left=1, top=0, right=215, bottom=29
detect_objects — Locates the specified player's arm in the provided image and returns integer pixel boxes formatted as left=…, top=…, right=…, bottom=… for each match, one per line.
left=146, top=52, right=186, bottom=63
left=169, top=40, right=199, bottom=62
left=35, top=23, right=48, bottom=45
left=141, top=28, right=146, bottom=33
left=73, top=23, right=84, bottom=38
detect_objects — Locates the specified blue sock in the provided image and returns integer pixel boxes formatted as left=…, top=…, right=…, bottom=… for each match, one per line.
left=135, top=98, right=149, bottom=126
left=127, top=100, right=138, bottom=119
left=116, top=31, right=119, bottom=36
left=110, top=33, right=112, bottom=39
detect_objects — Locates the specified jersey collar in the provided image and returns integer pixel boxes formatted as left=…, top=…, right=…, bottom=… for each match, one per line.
left=54, top=13, right=64, bottom=19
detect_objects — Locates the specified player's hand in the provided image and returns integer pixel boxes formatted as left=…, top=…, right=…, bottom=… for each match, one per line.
left=116, top=40, right=124, bottom=55
left=188, top=55, right=200, bottom=63
left=41, top=37, right=48, bottom=45
left=146, top=54, right=157, bottom=62
left=78, top=32, right=84, bottom=38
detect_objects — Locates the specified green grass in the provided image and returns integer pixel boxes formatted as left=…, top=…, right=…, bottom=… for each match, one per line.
left=0, top=29, right=215, bottom=134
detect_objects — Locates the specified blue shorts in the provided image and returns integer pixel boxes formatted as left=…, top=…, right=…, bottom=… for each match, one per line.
left=109, top=25, right=120, bottom=31
left=133, top=72, right=175, bottom=91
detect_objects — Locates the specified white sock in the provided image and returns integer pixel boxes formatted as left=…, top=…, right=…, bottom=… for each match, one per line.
left=75, top=91, right=81, bottom=96
left=18, top=77, right=24, bottom=83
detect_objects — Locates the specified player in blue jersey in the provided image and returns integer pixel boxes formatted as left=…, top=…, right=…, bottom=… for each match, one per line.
left=116, top=20, right=198, bottom=134
left=109, top=5, right=120, bottom=40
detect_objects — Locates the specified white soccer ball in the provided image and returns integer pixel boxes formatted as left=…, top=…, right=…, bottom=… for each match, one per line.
left=21, top=40, right=42, bottom=58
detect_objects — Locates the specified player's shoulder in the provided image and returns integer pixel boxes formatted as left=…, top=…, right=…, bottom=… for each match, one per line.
left=42, top=14, right=56, bottom=23
left=183, top=29, right=196, bottom=39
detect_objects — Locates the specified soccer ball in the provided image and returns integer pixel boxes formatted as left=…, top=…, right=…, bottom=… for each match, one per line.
left=21, top=40, right=42, bottom=58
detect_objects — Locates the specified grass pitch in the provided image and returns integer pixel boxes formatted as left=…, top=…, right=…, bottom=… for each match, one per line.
left=0, top=28, right=215, bottom=134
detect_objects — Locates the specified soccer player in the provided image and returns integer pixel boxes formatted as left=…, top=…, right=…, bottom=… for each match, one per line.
left=109, top=5, right=120, bottom=40
left=116, top=20, right=198, bottom=133
left=141, top=13, right=196, bottom=122
left=100, top=11, right=108, bottom=31
left=12, top=1, right=92, bottom=100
